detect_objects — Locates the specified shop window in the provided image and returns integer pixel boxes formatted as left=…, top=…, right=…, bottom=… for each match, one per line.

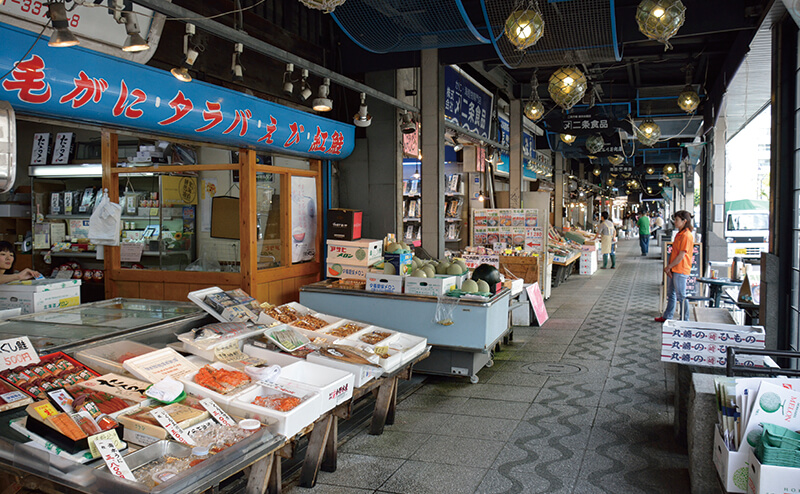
left=257, top=172, right=281, bottom=269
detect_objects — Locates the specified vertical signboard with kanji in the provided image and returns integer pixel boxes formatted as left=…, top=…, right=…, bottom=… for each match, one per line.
left=444, top=66, right=492, bottom=139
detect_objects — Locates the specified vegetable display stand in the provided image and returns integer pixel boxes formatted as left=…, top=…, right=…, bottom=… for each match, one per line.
left=300, top=281, right=510, bottom=383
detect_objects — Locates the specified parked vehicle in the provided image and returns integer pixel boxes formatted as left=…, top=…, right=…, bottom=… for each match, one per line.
left=725, top=199, right=769, bottom=260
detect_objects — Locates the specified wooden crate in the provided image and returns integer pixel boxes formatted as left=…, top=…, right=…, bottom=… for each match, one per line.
left=499, top=256, right=539, bottom=284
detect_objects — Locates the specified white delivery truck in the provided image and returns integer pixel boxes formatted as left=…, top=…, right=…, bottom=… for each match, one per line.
left=724, top=199, right=769, bottom=260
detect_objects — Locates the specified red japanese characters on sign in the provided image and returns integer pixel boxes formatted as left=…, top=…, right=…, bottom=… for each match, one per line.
left=59, top=71, right=108, bottom=108
left=196, top=101, right=223, bottom=132
left=284, top=122, right=304, bottom=147
left=1, top=55, right=51, bottom=104
left=159, top=90, right=193, bottom=126
left=258, top=115, right=278, bottom=144
left=112, top=80, right=146, bottom=119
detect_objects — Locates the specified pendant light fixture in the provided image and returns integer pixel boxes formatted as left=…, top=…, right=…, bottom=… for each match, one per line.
left=298, top=0, right=346, bottom=13
left=593, top=167, right=602, bottom=176
left=46, top=1, right=79, bottom=47
left=608, top=155, right=624, bottom=166
left=636, top=118, right=661, bottom=147
left=524, top=71, right=545, bottom=122
left=412, top=164, right=420, bottom=179
left=548, top=66, right=587, bottom=111
left=312, top=78, right=333, bottom=112
left=560, top=133, right=576, bottom=145
left=585, top=134, right=604, bottom=154
left=504, top=0, right=545, bottom=51
left=171, top=23, right=201, bottom=83
left=646, top=166, right=655, bottom=175
left=664, top=164, right=676, bottom=174
left=606, top=178, right=614, bottom=186
left=635, top=0, right=686, bottom=50
left=353, top=92, right=372, bottom=128
left=120, top=11, right=149, bottom=52
left=677, top=64, right=700, bottom=113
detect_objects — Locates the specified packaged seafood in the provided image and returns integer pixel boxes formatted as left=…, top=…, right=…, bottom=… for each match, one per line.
left=75, top=341, right=156, bottom=376
left=229, top=380, right=320, bottom=438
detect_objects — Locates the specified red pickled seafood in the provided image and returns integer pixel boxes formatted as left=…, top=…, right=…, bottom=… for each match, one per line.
left=251, top=395, right=301, bottom=411
left=194, top=365, right=251, bottom=394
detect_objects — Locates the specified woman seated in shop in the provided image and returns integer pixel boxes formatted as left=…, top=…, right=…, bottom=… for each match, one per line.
left=0, top=241, right=40, bottom=283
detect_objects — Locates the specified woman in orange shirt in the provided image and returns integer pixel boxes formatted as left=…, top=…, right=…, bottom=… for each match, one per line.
left=655, top=210, right=694, bottom=322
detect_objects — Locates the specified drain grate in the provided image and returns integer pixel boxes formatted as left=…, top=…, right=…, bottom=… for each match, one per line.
left=524, top=362, right=585, bottom=375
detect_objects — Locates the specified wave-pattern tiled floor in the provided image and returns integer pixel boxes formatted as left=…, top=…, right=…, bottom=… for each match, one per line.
left=285, top=239, right=688, bottom=493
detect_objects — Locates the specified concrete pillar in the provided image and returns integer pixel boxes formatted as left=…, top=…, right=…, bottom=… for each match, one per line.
left=554, top=153, right=565, bottom=229
left=509, top=99, right=522, bottom=208
left=708, top=104, right=728, bottom=262
left=420, top=50, right=445, bottom=258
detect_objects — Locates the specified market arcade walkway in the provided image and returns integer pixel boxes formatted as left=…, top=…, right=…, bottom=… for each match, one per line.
left=286, top=239, right=689, bottom=494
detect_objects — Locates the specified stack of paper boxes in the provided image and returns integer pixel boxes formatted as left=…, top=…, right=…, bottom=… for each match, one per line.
left=326, top=238, right=383, bottom=281
left=660, top=320, right=765, bottom=368
left=579, top=244, right=598, bottom=275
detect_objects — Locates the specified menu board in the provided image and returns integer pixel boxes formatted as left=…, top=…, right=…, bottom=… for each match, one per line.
left=473, top=209, right=543, bottom=252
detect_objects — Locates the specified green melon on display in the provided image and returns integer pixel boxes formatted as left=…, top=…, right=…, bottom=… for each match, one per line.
left=386, top=242, right=401, bottom=254
left=399, top=241, right=409, bottom=250
left=436, top=262, right=451, bottom=275
left=411, top=269, right=427, bottom=278
left=461, top=279, right=479, bottom=293
left=447, top=264, right=463, bottom=276
left=384, top=263, right=396, bottom=275
left=454, top=260, right=467, bottom=273
left=476, top=280, right=490, bottom=293
left=422, top=265, right=436, bottom=278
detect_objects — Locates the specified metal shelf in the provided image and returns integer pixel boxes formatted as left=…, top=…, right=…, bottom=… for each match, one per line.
left=49, top=251, right=98, bottom=258
left=46, top=214, right=91, bottom=219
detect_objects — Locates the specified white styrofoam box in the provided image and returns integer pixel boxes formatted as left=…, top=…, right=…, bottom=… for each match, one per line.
left=0, top=204, right=31, bottom=217
left=0, top=279, right=81, bottom=314
left=180, top=362, right=257, bottom=411
left=366, top=273, right=404, bottom=294
left=713, top=426, right=750, bottom=493
left=179, top=326, right=267, bottom=361
left=404, top=275, right=457, bottom=296
left=76, top=340, right=156, bottom=376
left=229, top=380, right=321, bottom=439
left=278, top=361, right=354, bottom=414
left=326, top=239, right=382, bottom=267
left=662, top=320, right=766, bottom=346
left=311, top=320, right=370, bottom=342
left=242, top=343, right=304, bottom=367
left=747, top=449, right=800, bottom=494
left=123, top=347, right=199, bottom=383
left=392, top=333, right=428, bottom=365
left=346, top=326, right=401, bottom=349
left=578, top=267, right=597, bottom=276
left=511, top=287, right=531, bottom=326
left=306, top=352, right=380, bottom=387
left=325, top=263, right=370, bottom=280
left=288, top=313, right=342, bottom=334
left=503, top=278, right=524, bottom=296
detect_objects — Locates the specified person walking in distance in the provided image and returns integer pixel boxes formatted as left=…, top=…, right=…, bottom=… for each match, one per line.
left=652, top=211, right=665, bottom=239
left=655, top=210, right=695, bottom=322
left=637, top=212, right=650, bottom=256
left=595, top=211, right=617, bottom=269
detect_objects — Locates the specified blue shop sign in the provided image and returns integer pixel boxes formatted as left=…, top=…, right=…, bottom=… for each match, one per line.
left=444, top=66, right=492, bottom=139
left=0, top=23, right=354, bottom=160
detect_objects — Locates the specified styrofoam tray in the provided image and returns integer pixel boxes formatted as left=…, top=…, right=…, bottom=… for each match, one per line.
left=278, top=361, right=354, bottom=414
left=187, top=286, right=238, bottom=323
left=391, top=333, right=428, bottom=365
left=243, top=343, right=304, bottom=367
left=178, top=326, right=268, bottom=361
left=228, top=380, right=321, bottom=439
left=288, top=312, right=343, bottom=333
left=262, top=325, right=312, bottom=353
left=307, top=352, right=380, bottom=388
left=75, top=340, right=156, bottom=377
left=257, top=301, right=315, bottom=326
left=122, top=348, right=199, bottom=384
left=346, top=326, right=400, bottom=348
left=180, top=362, right=257, bottom=411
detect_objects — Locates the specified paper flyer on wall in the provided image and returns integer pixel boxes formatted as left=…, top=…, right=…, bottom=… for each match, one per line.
left=473, top=209, right=541, bottom=252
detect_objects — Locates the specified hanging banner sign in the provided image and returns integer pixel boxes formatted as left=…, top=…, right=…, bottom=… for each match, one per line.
left=0, top=23, right=354, bottom=160
left=545, top=110, right=632, bottom=136
left=444, top=66, right=492, bottom=139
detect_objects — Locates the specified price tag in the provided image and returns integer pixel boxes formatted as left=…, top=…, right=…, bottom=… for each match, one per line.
left=0, top=391, right=27, bottom=403
left=33, top=402, right=59, bottom=420
left=184, top=418, right=216, bottom=437
left=95, top=439, right=135, bottom=481
left=374, top=346, right=389, bottom=356
left=149, top=408, right=195, bottom=445
left=0, top=337, right=40, bottom=371
left=88, top=429, right=125, bottom=459
left=120, top=242, right=144, bottom=262
left=199, top=398, right=236, bottom=426
left=213, top=339, right=249, bottom=363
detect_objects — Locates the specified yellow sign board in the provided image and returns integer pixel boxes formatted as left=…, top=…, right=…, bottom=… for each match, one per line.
left=162, top=176, right=198, bottom=205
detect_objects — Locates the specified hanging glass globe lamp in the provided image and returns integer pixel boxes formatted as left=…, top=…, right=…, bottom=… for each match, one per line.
left=636, top=118, right=661, bottom=146
left=585, top=134, right=605, bottom=154
left=635, top=0, right=686, bottom=50
left=560, top=133, right=576, bottom=144
left=548, top=66, right=587, bottom=110
left=504, top=4, right=545, bottom=50
left=677, top=85, right=700, bottom=113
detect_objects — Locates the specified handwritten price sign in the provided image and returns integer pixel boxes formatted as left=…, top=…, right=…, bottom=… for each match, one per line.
left=96, top=439, right=135, bottom=481
left=0, top=336, right=39, bottom=371
left=149, top=408, right=195, bottom=446
left=200, top=398, right=236, bottom=427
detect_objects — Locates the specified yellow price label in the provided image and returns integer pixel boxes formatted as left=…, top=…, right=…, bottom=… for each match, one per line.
left=374, top=346, right=389, bottom=356
left=88, top=429, right=125, bottom=458
left=734, top=248, right=747, bottom=255
left=33, top=403, right=59, bottom=420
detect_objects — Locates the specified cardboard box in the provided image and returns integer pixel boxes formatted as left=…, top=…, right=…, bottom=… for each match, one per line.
left=366, top=273, right=404, bottom=294
left=747, top=449, right=800, bottom=494
left=404, top=275, right=457, bottom=296
left=327, top=209, right=362, bottom=241
left=326, top=239, right=382, bottom=266
left=713, top=425, right=750, bottom=493
left=384, top=252, right=413, bottom=276
left=326, top=262, right=371, bottom=280
left=0, top=279, right=81, bottom=314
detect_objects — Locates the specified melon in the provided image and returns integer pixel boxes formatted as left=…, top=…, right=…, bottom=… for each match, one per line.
left=384, top=263, right=396, bottom=275
left=447, top=264, right=463, bottom=276
left=476, top=280, right=490, bottom=293
left=399, top=241, right=409, bottom=250
left=436, top=262, right=451, bottom=275
left=461, top=279, right=479, bottom=293
left=411, top=269, right=427, bottom=278
left=454, top=260, right=468, bottom=274
left=422, top=265, right=436, bottom=278
left=386, top=242, right=401, bottom=254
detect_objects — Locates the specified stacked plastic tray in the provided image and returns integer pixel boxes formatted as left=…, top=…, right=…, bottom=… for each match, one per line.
left=755, top=423, right=800, bottom=467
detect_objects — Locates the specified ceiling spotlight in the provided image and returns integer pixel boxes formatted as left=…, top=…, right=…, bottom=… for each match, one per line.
left=585, top=134, right=604, bottom=154
left=400, top=111, right=416, bottom=134
left=452, top=135, right=464, bottom=152
left=298, top=69, right=312, bottom=101
left=549, top=66, right=587, bottom=110
left=504, top=1, right=545, bottom=50
left=227, top=43, right=244, bottom=82
left=636, top=0, right=686, bottom=50
left=353, top=92, right=372, bottom=128
left=171, top=23, right=201, bottom=82
left=646, top=167, right=655, bottom=175
left=593, top=167, right=602, bottom=176
left=560, top=133, right=576, bottom=144
left=283, top=63, right=295, bottom=96
left=312, top=77, right=333, bottom=112
left=47, top=2, right=80, bottom=47
left=636, top=118, right=661, bottom=146
left=119, top=11, right=149, bottom=52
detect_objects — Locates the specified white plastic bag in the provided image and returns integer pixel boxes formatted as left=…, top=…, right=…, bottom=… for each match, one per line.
left=88, top=191, right=122, bottom=246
